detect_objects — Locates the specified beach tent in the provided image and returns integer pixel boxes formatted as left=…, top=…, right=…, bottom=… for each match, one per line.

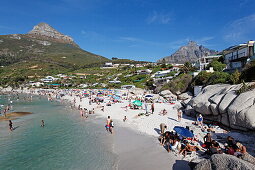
left=145, top=94, right=153, bottom=98
left=132, top=100, right=142, bottom=106
left=173, top=126, right=194, bottom=138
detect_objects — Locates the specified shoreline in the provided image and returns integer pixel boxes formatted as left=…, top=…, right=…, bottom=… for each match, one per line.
left=1, top=87, right=255, bottom=168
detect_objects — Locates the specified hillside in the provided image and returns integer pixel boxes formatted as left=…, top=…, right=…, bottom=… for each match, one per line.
left=0, top=23, right=109, bottom=78
left=158, top=41, right=217, bottom=64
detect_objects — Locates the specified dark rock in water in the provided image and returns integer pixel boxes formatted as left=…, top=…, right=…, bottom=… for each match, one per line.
left=194, top=154, right=255, bottom=170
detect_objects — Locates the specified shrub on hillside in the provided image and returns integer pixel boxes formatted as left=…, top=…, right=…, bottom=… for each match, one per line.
left=193, top=71, right=212, bottom=85
left=206, top=72, right=230, bottom=85
left=230, top=70, right=241, bottom=84
left=207, top=60, right=226, bottom=72
left=161, top=73, right=192, bottom=94
left=193, top=71, right=230, bottom=86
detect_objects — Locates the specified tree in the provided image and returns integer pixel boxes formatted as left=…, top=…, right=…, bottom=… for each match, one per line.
left=181, top=62, right=196, bottom=73
left=207, top=60, right=226, bottom=72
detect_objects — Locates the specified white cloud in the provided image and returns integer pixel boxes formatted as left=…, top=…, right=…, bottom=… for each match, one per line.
left=146, top=11, right=172, bottom=24
left=119, top=36, right=214, bottom=50
left=223, top=13, right=255, bottom=43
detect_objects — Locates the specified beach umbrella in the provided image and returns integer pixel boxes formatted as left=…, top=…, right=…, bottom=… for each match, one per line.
left=173, top=126, right=194, bottom=138
left=132, top=100, right=142, bottom=106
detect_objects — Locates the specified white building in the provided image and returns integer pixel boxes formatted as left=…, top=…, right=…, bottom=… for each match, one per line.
left=40, top=76, right=59, bottom=83
left=224, top=40, right=255, bottom=70
left=196, top=55, right=222, bottom=71
left=136, top=69, right=152, bottom=75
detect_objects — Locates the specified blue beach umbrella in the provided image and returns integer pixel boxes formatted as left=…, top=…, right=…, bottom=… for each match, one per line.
left=173, top=126, right=194, bottom=138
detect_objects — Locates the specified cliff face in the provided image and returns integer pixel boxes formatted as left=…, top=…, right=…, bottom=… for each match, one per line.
left=158, top=41, right=217, bottom=64
left=27, top=23, right=78, bottom=47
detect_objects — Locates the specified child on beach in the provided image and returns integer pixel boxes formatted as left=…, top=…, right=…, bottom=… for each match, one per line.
left=109, top=120, right=114, bottom=134
left=123, top=116, right=127, bottom=122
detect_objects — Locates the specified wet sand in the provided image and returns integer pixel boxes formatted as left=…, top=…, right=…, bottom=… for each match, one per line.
left=112, top=126, right=190, bottom=170
left=0, top=112, right=32, bottom=121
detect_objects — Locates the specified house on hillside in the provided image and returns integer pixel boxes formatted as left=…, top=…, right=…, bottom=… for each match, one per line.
left=152, top=70, right=172, bottom=78
left=101, top=62, right=114, bottom=69
left=195, top=55, right=222, bottom=71
left=224, top=40, right=255, bottom=70
left=136, top=69, right=152, bottom=75
left=40, top=76, right=59, bottom=83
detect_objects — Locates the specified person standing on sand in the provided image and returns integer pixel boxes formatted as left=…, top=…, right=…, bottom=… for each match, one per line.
left=106, top=116, right=111, bottom=132
left=41, top=120, right=45, bottom=127
left=151, top=103, right=155, bottom=114
left=145, top=103, right=148, bottom=114
left=109, top=120, right=114, bottom=134
left=9, top=120, right=13, bottom=131
left=177, top=109, right=182, bottom=122
left=160, top=123, right=167, bottom=135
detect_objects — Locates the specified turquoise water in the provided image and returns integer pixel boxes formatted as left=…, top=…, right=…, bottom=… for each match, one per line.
left=0, top=95, right=117, bottom=170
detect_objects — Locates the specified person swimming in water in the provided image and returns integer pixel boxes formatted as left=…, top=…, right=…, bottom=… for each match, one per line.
left=41, top=120, right=45, bottom=127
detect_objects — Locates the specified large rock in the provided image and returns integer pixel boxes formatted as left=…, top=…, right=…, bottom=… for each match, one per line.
left=194, top=154, right=255, bottom=170
left=188, top=83, right=255, bottom=131
left=228, top=89, right=255, bottom=130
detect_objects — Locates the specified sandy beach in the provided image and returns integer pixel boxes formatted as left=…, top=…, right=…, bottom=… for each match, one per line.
left=1, top=87, right=255, bottom=169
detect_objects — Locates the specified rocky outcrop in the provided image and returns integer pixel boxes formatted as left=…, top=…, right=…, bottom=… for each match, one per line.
left=194, top=154, right=255, bottom=170
left=188, top=83, right=255, bottom=131
left=28, top=23, right=78, bottom=47
left=158, top=41, right=217, bottom=64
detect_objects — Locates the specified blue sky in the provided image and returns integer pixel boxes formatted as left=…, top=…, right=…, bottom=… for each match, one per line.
left=0, top=0, right=255, bottom=62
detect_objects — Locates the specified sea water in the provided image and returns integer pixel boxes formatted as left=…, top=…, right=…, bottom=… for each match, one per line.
left=0, top=95, right=117, bottom=170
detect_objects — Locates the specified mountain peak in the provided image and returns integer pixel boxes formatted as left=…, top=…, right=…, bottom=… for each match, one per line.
left=28, top=22, right=77, bottom=46
left=188, top=40, right=197, bottom=46
left=158, top=41, right=217, bottom=64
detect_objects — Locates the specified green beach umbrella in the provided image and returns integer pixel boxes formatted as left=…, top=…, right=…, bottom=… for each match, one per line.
left=132, top=100, right=142, bottom=106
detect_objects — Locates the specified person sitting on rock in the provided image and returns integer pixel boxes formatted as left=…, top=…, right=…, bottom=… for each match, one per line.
left=224, top=143, right=235, bottom=155
left=226, top=136, right=237, bottom=148
left=197, top=114, right=203, bottom=127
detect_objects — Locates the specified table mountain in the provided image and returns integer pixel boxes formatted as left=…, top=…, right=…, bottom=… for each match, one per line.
left=158, top=41, right=217, bottom=64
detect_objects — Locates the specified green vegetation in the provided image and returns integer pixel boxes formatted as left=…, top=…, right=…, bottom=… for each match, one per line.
left=161, top=74, right=192, bottom=94
left=180, top=62, right=196, bottom=73
left=207, top=59, right=226, bottom=72
left=229, top=70, right=241, bottom=84
left=193, top=71, right=230, bottom=86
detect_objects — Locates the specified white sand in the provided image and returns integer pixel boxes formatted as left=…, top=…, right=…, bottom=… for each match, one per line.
left=3, top=87, right=255, bottom=162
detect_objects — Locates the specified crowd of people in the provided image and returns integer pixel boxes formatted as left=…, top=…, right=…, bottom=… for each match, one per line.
left=158, top=116, right=255, bottom=165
